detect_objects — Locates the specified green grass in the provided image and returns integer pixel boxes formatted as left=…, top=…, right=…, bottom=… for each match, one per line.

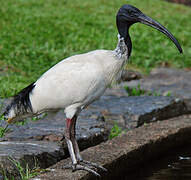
left=0, top=124, right=9, bottom=138
left=124, top=84, right=163, bottom=96
left=8, top=158, right=37, bottom=180
left=124, top=84, right=146, bottom=96
left=109, top=123, right=123, bottom=139
left=124, top=84, right=173, bottom=96
left=0, top=108, right=9, bottom=137
left=2, top=158, right=48, bottom=180
left=0, top=0, right=190, bottom=98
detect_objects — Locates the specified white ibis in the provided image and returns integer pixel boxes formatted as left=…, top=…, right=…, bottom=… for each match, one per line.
left=3, top=4, right=182, bottom=176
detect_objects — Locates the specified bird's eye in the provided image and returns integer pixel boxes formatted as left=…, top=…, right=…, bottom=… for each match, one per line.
left=128, top=10, right=132, bottom=15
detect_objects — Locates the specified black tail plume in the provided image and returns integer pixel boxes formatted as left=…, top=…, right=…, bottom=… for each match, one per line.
left=3, top=82, right=35, bottom=117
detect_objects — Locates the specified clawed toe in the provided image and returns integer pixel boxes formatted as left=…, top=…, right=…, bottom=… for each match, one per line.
left=74, top=164, right=101, bottom=177
left=81, top=160, right=107, bottom=172
left=62, top=163, right=101, bottom=176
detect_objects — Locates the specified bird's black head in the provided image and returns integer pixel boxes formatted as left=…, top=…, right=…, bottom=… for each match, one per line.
left=117, top=5, right=142, bottom=26
left=116, top=4, right=183, bottom=57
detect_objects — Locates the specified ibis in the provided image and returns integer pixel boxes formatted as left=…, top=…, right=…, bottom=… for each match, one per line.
left=3, top=4, right=182, bottom=176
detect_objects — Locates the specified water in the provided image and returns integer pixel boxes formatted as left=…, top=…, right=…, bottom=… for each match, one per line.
left=126, top=146, right=191, bottom=180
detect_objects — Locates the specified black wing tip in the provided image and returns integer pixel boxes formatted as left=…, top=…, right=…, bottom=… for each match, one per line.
left=13, top=82, right=36, bottom=110
left=3, top=82, right=36, bottom=116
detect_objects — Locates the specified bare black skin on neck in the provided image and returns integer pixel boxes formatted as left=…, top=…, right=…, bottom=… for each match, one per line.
left=116, top=5, right=140, bottom=58
left=116, top=18, right=133, bottom=58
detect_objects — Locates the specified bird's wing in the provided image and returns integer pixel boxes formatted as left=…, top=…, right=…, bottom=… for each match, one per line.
left=30, top=50, right=111, bottom=113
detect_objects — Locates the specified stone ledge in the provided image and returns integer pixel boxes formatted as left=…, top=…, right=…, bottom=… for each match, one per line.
left=125, top=68, right=191, bottom=112
left=34, top=115, right=191, bottom=180
left=0, top=141, right=65, bottom=179
left=91, top=95, right=187, bottom=129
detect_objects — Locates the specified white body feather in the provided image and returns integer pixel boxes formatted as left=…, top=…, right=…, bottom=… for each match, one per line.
left=31, top=45, right=127, bottom=118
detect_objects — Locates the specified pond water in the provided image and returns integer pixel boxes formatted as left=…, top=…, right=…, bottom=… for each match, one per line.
left=126, top=146, right=191, bottom=180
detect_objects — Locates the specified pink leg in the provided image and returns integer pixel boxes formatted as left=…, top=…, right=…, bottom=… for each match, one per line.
left=65, top=117, right=78, bottom=165
left=63, top=115, right=106, bottom=176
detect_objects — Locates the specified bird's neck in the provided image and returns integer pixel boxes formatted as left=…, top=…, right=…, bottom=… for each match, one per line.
left=114, top=34, right=129, bottom=61
left=116, top=16, right=133, bottom=58
left=126, top=34, right=132, bottom=58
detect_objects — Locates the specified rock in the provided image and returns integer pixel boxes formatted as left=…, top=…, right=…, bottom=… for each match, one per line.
left=125, top=68, right=191, bottom=112
left=2, top=111, right=109, bottom=150
left=33, top=115, right=191, bottom=180
left=121, top=69, right=142, bottom=82
left=0, top=141, right=64, bottom=179
left=0, top=103, right=109, bottom=179
left=89, top=95, right=187, bottom=129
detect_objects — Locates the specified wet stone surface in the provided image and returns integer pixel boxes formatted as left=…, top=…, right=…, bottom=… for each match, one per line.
left=0, top=141, right=65, bottom=179
left=1, top=110, right=108, bottom=145
left=126, top=68, right=191, bottom=112
left=89, top=95, right=187, bottom=129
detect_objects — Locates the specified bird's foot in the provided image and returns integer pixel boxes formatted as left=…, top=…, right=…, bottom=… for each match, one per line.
left=62, top=163, right=101, bottom=177
left=80, top=160, right=107, bottom=172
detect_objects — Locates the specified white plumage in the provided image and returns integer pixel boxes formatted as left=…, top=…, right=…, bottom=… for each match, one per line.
left=31, top=48, right=126, bottom=118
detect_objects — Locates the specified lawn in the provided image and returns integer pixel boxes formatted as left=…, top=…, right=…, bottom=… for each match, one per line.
left=0, top=0, right=190, bottom=98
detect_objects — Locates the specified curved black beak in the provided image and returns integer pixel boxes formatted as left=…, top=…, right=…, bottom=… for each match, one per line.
left=138, top=14, right=183, bottom=53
